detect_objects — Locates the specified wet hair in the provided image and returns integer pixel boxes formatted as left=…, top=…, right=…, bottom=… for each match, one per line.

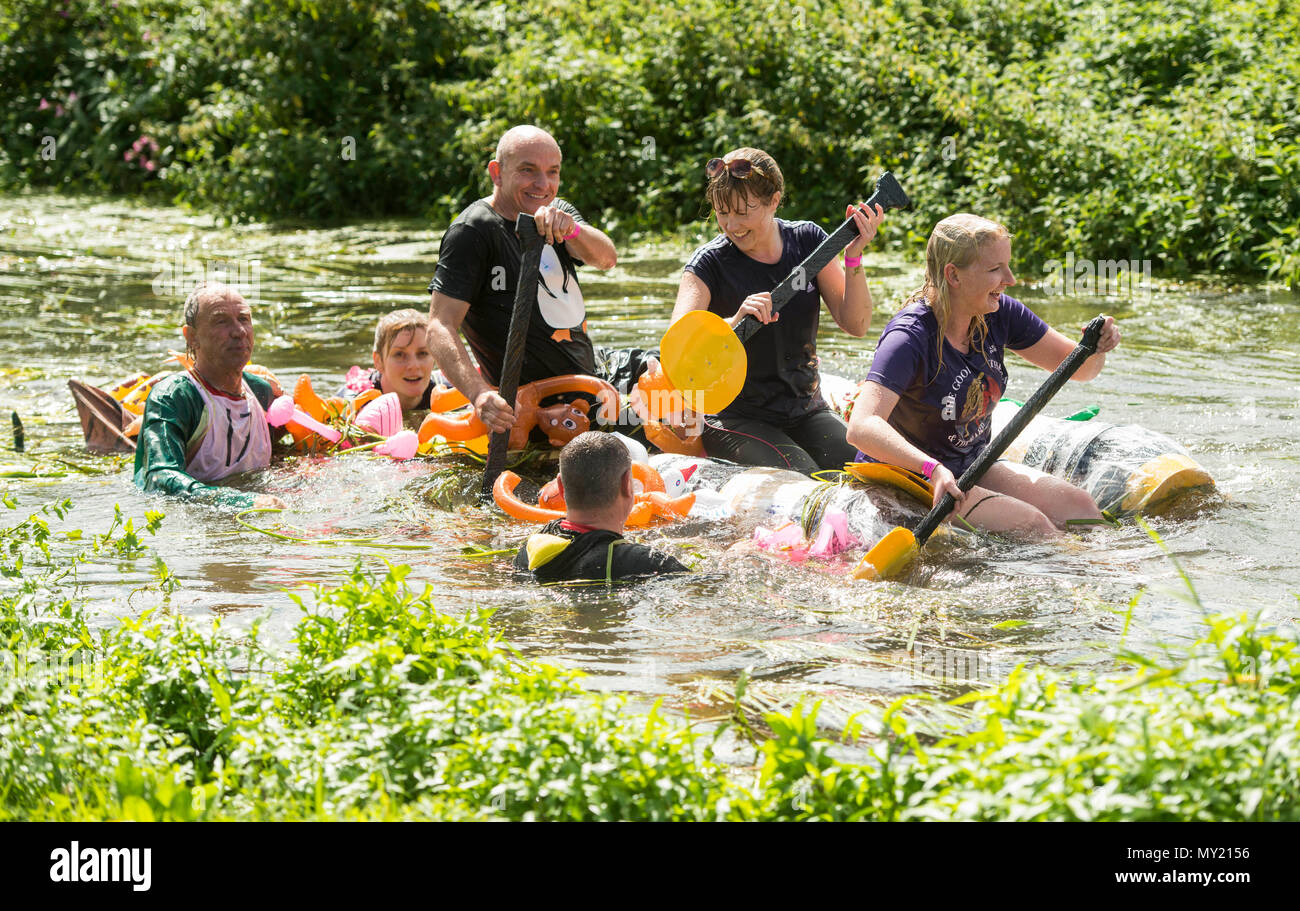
left=705, top=147, right=784, bottom=216
left=558, top=431, right=630, bottom=512
left=903, top=213, right=1012, bottom=376
left=182, top=282, right=246, bottom=358
left=183, top=282, right=244, bottom=329
left=373, top=308, right=429, bottom=360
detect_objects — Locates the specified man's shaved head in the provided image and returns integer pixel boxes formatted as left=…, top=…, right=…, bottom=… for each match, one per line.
left=495, top=125, right=561, bottom=170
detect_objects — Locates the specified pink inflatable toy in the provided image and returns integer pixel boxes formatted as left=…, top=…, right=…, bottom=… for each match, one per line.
left=374, top=429, right=419, bottom=461
left=752, top=523, right=810, bottom=562
left=355, top=392, right=402, bottom=437
left=753, top=508, right=857, bottom=561
left=808, top=508, right=857, bottom=557
left=266, top=395, right=342, bottom=443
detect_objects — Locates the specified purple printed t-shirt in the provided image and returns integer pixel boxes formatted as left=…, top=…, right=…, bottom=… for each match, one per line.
left=861, top=294, right=1048, bottom=475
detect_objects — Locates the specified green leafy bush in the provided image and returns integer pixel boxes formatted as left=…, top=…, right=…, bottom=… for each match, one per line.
left=2, top=492, right=1298, bottom=820
left=2, top=0, right=1296, bottom=283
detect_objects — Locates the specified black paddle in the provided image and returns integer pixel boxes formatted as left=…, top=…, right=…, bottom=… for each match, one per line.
left=733, top=171, right=912, bottom=344
left=481, top=215, right=546, bottom=500
left=854, top=316, right=1107, bottom=579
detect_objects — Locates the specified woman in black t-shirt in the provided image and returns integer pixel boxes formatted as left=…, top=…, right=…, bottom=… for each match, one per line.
left=672, top=148, right=884, bottom=473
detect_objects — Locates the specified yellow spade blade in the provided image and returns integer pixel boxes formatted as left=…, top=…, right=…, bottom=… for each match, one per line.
left=843, top=462, right=934, bottom=505
left=660, top=310, right=747, bottom=415
left=852, top=526, right=918, bottom=580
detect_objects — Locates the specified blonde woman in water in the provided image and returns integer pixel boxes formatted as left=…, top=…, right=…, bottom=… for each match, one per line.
left=846, top=214, right=1121, bottom=538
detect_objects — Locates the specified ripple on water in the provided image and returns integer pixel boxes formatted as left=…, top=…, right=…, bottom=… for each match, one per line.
left=2, top=191, right=1298, bottom=736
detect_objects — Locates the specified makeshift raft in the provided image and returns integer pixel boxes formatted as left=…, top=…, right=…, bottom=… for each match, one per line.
left=990, top=400, right=1215, bottom=516
left=637, top=399, right=1215, bottom=557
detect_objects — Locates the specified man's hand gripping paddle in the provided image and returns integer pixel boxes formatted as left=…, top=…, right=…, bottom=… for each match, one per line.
left=481, top=215, right=546, bottom=500
left=852, top=316, right=1108, bottom=581
left=656, top=172, right=912, bottom=416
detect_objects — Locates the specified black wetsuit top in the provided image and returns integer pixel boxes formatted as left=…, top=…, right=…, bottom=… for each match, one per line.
left=514, top=519, right=688, bottom=583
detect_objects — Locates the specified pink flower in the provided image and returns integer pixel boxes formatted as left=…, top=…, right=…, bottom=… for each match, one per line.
left=38, top=98, right=49, bottom=111
left=344, top=366, right=375, bottom=395
left=67, top=92, right=78, bottom=104
left=144, top=160, right=156, bottom=172
left=55, top=105, right=65, bottom=117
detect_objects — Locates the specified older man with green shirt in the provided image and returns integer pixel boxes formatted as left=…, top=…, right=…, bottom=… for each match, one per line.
left=133, top=283, right=286, bottom=509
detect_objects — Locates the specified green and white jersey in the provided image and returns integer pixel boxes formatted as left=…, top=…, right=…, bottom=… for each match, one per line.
left=132, top=370, right=276, bottom=509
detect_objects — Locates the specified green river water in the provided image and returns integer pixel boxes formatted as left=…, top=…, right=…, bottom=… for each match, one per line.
left=2, top=192, right=1297, bottom=731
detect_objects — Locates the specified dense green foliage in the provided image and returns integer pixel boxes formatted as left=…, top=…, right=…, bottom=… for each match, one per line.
left=0, top=0, right=1297, bottom=283
left=2, top=492, right=1298, bottom=820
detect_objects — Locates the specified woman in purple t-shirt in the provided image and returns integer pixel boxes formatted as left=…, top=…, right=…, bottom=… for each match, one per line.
left=846, top=214, right=1122, bottom=538
left=669, top=147, right=884, bottom=473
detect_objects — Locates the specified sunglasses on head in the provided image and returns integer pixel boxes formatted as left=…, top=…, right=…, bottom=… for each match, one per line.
left=706, top=157, right=766, bottom=180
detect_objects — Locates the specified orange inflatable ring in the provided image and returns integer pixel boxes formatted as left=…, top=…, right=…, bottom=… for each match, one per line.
left=494, top=471, right=566, bottom=524
left=512, top=375, right=619, bottom=450
left=538, top=462, right=665, bottom=511
left=429, top=384, right=470, bottom=412
left=508, top=462, right=692, bottom=527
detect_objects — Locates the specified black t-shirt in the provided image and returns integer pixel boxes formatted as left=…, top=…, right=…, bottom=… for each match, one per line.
left=513, top=519, right=689, bottom=584
left=683, top=219, right=830, bottom=424
left=428, top=198, right=595, bottom=386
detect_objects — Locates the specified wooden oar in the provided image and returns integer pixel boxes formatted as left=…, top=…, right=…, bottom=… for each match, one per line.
left=481, top=215, right=546, bottom=500
left=68, top=379, right=137, bottom=454
left=852, top=315, right=1107, bottom=581
left=657, top=172, right=912, bottom=416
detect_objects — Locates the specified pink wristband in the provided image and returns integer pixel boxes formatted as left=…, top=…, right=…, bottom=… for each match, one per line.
left=844, top=254, right=862, bottom=269
left=563, top=222, right=582, bottom=241
left=921, top=459, right=938, bottom=480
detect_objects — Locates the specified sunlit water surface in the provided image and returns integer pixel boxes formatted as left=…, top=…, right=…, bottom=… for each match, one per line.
left=2, top=193, right=1297, bottom=732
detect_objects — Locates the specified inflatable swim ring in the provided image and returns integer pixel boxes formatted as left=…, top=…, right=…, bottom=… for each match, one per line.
left=494, top=461, right=695, bottom=528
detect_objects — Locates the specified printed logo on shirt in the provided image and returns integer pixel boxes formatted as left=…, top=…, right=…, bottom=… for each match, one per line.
left=986, top=344, right=1006, bottom=381
left=946, top=371, right=1003, bottom=450
left=537, top=245, right=585, bottom=334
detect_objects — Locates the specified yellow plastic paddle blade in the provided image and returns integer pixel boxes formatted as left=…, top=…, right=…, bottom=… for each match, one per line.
left=660, top=310, right=747, bottom=415
left=852, top=527, right=918, bottom=580
left=843, top=462, right=934, bottom=505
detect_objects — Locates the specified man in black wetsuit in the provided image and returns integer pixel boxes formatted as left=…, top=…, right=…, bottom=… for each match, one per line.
left=514, top=433, right=689, bottom=584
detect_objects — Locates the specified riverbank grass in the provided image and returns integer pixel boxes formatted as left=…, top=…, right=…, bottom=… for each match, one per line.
left=2, top=496, right=1298, bottom=820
